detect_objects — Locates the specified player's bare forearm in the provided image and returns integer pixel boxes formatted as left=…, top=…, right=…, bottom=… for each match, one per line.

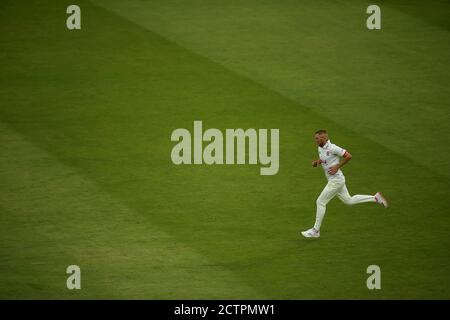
left=338, top=151, right=352, bottom=169
left=328, top=152, right=352, bottom=175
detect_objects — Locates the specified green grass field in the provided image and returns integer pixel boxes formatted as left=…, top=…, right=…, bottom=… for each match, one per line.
left=1, top=0, right=449, bottom=299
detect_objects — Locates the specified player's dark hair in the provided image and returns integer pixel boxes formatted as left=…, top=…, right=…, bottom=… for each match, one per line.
left=315, top=129, right=327, bottom=135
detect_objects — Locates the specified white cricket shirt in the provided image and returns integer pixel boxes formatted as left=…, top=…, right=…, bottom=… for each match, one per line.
left=318, top=140, right=347, bottom=180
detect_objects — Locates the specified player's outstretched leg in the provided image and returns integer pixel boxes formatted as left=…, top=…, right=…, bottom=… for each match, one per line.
left=337, top=185, right=388, bottom=208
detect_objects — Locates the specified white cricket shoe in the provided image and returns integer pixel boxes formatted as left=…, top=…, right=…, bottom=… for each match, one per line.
left=301, top=228, right=320, bottom=238
left=375, top=192, right=388, bottom=208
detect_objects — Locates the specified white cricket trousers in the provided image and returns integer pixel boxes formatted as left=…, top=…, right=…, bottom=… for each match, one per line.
left=314, top=178, right=375, bottom=231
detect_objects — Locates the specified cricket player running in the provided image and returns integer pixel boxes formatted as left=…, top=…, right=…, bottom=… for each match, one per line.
left=302, top=129, right=388, bottom=238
